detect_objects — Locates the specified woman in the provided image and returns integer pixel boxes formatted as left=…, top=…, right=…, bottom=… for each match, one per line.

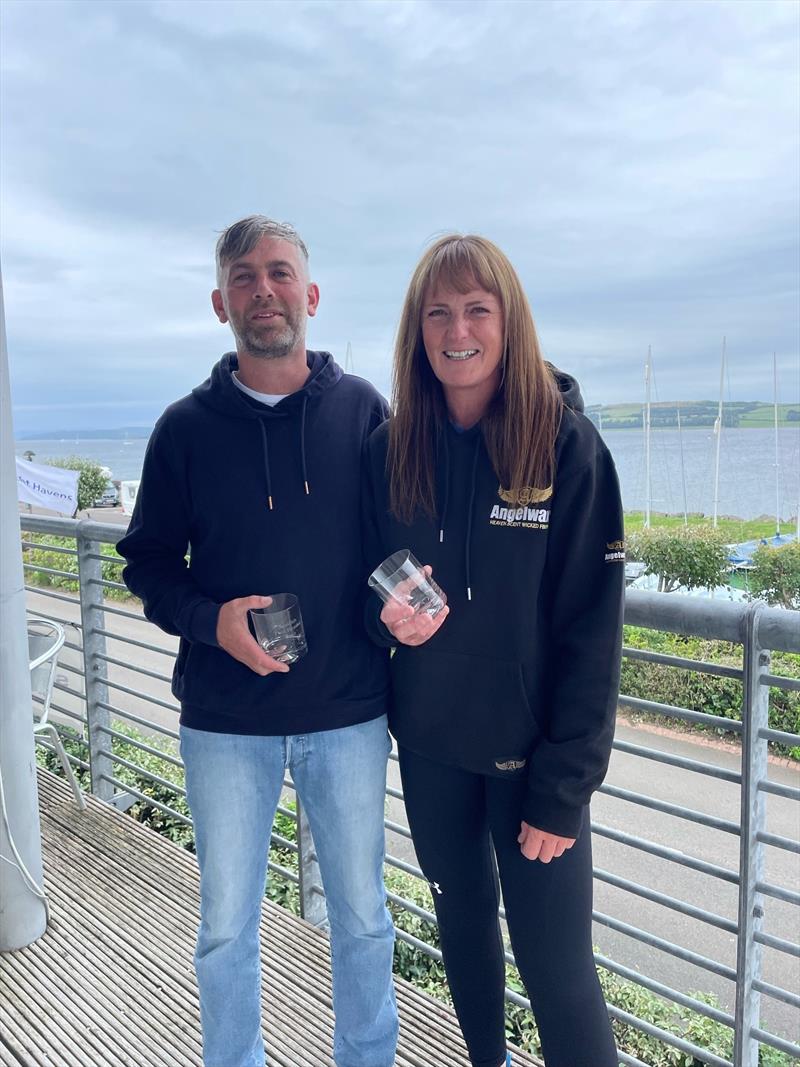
left=363, top=235, right=624, bottom=1067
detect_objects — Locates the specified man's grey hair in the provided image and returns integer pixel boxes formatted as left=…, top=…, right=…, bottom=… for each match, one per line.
left=215, top=215, right=309, bottom=286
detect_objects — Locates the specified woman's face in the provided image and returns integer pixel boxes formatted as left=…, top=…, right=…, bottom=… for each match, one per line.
left=421, top=281, right=505, bottom=416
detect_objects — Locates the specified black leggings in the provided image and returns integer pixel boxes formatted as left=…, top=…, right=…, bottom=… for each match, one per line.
left=398, top=746, right=617, bottom=1067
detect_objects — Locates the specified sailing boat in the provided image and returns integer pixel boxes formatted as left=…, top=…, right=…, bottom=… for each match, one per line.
left=711, top=337, right=725, bottom=528
left=727, top=352, right=796, bottom=573
left=644, top=346, right=652, bottom=528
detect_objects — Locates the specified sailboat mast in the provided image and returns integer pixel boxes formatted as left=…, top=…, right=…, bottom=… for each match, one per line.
left=677, top=408, right=688, bottom=525
left=712, top=336, right=725, bottom=528
left=774, top=353, right=780, bottom=538
left=644, top=346, right=652, bottom=528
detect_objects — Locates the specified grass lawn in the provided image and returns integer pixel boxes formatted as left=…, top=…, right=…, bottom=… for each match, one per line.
left=623, top=511, right=793, bottom=541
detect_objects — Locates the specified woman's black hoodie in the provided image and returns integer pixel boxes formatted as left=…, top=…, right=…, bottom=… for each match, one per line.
left=118, top=351, right=390, bottom=736
left=363, top=370, right=625, bottom=838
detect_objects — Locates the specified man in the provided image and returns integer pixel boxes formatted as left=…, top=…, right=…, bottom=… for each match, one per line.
left=117, top=216, right=397, bottom=1067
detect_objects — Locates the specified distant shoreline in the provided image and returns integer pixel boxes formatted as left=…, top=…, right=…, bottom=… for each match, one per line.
left=14, top=408, right=800, bottom=440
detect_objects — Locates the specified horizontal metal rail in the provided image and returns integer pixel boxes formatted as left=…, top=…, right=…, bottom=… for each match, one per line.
left=95, top=651, right=173, bottom=685
left=611, top=738, right=742, bottom=783
left=759, top=779, right=800, bottom=802
left=592, top=867, right=738, bottom=933
left=752, top=978, right=800, bottom=1010
left=595, top=953, right=734, bottom=1027
left=34, top=737, right=89, bottom=772
left=762, top=672, right=800, bottom=692
left=94, top=724, right=184, bottom=767
left=24, top=583, right=82, bottom=606
left=598, top=782, right=741, bottom=834
left=23, top=562, right=79, bottom=581
left=749, top=1027, right=800, bottom=1060
left=98, top=750, right=187, bottom=798
left=22, top=538, right=78, bottom=556
left=622, top=645, right=743, bottom=679
left=94, top=625, right=176, bottom=658
left=618, top=694, right=745, bottom=732
left=103, top=677, right=181, bottom=715
left=605, top=1003, right=733, bottom=1067
left=97, top=701, right=180, bottom=740
left=591, top=822, right=740, bottom=884
left=755, top=879, right=800, bottom=906
left=592, top=911, right=737, bottom=980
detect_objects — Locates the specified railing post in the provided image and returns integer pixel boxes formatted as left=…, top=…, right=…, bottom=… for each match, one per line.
left=76, top=527, right=113, bottom=803
left=296, top=798, right=327, bottom=928
left=733, top=603, right=769, bottom=1067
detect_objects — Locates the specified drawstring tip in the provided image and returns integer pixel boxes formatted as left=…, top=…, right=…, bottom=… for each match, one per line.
left=267, top=496, right=274, bottom=510
left=304, top=481, right=310, bottom=495
left=467, top=587, right=472, bottom=601
left=439, top=529, right=444, bottom=543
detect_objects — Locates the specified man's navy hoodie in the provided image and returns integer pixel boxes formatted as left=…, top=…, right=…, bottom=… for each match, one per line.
left=363, top=369, right=625, bottom=838
left=118, top=350, right=390, bottom=735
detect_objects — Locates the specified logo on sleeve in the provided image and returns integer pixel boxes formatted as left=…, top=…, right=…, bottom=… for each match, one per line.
left=605, top=539, right=625, bottom=563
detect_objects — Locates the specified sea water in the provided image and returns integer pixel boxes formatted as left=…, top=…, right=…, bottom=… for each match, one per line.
left=15, top=426, right=800, bottom=521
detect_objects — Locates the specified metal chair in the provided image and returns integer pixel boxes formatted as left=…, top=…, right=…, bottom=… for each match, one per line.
left=28, top=617, right=86, bottom=810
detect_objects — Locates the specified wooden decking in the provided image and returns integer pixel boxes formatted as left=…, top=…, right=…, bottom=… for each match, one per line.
left=0, top=771, right=541, bottom=1067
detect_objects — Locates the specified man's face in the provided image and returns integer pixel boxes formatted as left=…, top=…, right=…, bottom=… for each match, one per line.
left=212, top=236, right=319, bottom=360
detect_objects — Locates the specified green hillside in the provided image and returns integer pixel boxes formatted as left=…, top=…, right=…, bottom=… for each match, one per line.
left=586, top=401, right=799, bottom=430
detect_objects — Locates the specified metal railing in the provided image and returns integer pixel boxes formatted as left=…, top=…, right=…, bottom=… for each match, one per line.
left=19, top=514, right=800, bottom=1067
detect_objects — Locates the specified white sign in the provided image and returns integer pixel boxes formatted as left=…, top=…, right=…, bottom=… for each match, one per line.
left=16, top=457, right=79, bottom=516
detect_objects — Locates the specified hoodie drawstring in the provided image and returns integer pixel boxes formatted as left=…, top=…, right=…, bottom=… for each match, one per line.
left=439, top=428, right=480, bottom=602
left=438, top=432, right=451, bottom=543
left=257, top=396, right=311, bottom=509
left=258, top=421, right=274, bottom=511
left=464, top=437, right=480, bottom=602
left=300, top=395, right=310, bottom=495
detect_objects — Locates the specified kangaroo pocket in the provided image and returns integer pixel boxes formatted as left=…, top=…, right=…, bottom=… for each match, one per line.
left=389, top=646, right=541, bottom=776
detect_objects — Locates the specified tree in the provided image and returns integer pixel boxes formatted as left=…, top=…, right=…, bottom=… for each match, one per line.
left=748, top=541, right=800, bottom=610
left=626, top=525, right=729, bottom=593
left=44, top=456, right=108, bottom=514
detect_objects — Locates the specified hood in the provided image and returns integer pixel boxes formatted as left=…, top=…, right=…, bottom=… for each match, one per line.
left=192, top=350, right=343, bottom=419
left=546, top=363, right=584, bottom=413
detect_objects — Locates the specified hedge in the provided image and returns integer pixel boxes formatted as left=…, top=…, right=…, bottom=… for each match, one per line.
left=621, top=627, right=800, bottom=759
left=22, top=533, right=128, bottom=600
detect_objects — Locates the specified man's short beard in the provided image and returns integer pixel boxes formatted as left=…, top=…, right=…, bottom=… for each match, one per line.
left=237, top=320, right=300, bottom=360
left=242, top=330, right=295, bottom=360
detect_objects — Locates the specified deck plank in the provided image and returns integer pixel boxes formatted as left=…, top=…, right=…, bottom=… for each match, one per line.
left=0, top=771, right=541, bottom=1067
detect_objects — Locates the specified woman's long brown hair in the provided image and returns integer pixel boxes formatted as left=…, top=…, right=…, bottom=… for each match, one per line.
left=388, top=235, right=563, bottom=523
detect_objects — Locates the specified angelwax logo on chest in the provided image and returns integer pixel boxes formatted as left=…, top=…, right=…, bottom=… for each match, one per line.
left=489, top=484, right=552, bottom=529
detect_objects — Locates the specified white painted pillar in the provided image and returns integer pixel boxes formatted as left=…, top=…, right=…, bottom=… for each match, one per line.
left=0, top=269, right=48, bottom=949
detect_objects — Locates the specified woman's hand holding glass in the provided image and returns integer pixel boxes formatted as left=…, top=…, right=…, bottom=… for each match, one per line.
left=380, top=565, right=449, bottom=646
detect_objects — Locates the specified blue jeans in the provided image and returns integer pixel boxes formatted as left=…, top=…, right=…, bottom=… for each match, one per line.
left=180, top=716, right=397, bottom=1067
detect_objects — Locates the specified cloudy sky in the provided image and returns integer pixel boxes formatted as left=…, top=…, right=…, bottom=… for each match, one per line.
left=2, top=0, right=798, bottom=434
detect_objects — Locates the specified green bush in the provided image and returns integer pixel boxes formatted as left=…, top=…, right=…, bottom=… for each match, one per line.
left=749, top=542, right=800, bottom=610
left=36, top=722, right=794, bottom=1066
left=42, top=455, right=108, bottom=513
left=621, top=627, right=800, bottom=758
left=626, top=526, right=730, bottom=593
left=22, top=533, right=130, bottom=601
